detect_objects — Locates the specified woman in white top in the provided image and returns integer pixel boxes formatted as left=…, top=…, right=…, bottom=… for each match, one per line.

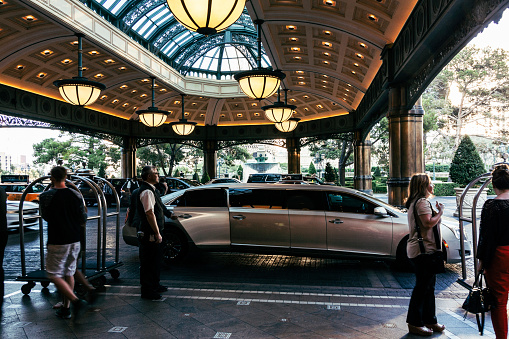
left=404, top=173, right=445, bottom=336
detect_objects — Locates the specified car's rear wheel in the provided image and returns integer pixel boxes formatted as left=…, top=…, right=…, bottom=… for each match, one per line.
left=162, top=228, right=188, bottom=264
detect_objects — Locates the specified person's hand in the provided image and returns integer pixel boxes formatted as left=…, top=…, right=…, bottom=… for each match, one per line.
left=435, top=201, right=444, bottom=212
left=155, top=233, right=162, bottom=244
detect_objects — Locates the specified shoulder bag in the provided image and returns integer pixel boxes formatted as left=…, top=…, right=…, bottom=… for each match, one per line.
left=462, top=272, right=496, bottom=335
left=413, top=199, right=445, bottom=274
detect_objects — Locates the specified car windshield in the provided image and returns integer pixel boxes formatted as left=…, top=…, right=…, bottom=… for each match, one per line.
left=161, top=190, right=185, bottom=205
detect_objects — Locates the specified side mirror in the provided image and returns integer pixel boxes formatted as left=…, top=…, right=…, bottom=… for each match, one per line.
left=374, top=206, right=389, bottom=217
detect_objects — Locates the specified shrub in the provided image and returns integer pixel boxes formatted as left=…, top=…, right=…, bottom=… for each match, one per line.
left=425, top=164, right=450, bottom=172
left=373, top=166, right=381, bottom=178
left=201, top=171, right=210, bottom=184
left=433, top=182, right=456, bottom=196
left=324, top=162, right=337, bottom=182
left=449, top=135, right=485, bottom=187
left=373, top=182, right=387, bottom=193
left=308, top=162, right=316, bottom=175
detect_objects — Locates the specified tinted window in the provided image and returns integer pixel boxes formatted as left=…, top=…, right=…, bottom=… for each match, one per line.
left=176, top=188, right=226, bottom=207
left=327, top=193, right=375, bottom=214
left=247, top=175, right=265, bottom=183
left=229, top=188, right=285, bottom=209
left=286, top=190, right=325, bottom=211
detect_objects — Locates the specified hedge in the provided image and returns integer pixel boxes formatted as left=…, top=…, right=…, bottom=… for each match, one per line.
left=433, top=182, right=456, bottom=196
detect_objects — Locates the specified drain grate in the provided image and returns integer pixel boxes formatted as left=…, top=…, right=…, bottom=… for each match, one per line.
left=213, top=332, right=232, bottom=339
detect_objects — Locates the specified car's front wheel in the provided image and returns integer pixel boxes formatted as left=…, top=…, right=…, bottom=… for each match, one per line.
left=162, top=228, right=188, bottom=264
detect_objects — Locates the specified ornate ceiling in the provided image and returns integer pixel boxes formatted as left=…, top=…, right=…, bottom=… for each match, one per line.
left=0, top=0, right=416, bottom=128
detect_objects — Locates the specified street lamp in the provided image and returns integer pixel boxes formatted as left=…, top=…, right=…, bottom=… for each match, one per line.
left=217, top=159, right=224, bottom=178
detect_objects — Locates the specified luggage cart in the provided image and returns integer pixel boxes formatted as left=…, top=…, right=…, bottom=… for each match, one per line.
left=456, top=162, right=507, bottom=287
left=16, top=174, right=122, bottom=295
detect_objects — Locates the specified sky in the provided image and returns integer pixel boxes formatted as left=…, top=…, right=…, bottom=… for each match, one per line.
left=0, top=8, right=508, bottom=163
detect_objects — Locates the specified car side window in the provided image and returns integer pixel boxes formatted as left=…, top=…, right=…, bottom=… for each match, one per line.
left=286, top=190, right=326, bottom=210
left=177, top=189, right=226, bottom=207
left=229, top=188, right=285, bottom=209
left=327, top=193, right=375, bottom=214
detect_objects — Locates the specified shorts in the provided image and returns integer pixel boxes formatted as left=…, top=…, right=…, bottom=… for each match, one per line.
left=46, top=242, right=81, bottom=278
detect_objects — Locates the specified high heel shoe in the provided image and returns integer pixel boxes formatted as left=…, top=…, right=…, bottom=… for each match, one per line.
left=408, top=324, right=433, bottom=336
left=425, top=323, right=446, bottom=332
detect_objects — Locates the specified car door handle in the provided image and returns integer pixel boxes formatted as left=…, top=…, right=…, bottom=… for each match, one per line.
left=232, top=215, right=246, bottom=220
left=178, top=214, right=192, bottom=219
left=329, top=219, right=344, bottom=224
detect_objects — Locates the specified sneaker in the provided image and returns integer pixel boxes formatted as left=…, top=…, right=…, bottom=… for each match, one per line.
left=71, top=299, right=87, bottom=321
left=141, top=292, right=162, bottom=300
left=55, top=307, right=71, bottom=319
left=155, top=285, right=168, bottom=293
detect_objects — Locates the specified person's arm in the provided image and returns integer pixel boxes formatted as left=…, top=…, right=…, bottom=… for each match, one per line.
left=418, top=200, right=444, bottom=228
left=145, top=209, right=162, bottom=243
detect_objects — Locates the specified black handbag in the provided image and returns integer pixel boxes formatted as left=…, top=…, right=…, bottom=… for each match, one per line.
left=413, top=200, right=445, bottom=274
left=462, top=272, right=496, bottom=335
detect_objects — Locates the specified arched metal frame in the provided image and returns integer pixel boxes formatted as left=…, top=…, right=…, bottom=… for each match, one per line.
left=91, top=1, right=261, bottom=80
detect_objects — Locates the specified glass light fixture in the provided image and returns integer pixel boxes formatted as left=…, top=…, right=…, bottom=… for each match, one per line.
left=166, top=0, right=246, bottom=35
left=136, top=77, right=169, bottom=128
left=53, top=34, right=106, bottom=106
left=262, top=88, right=296, bottom=123
left=275, top=118, right=300, bottom=132
left=235, top=20, right=285, bottom=100
left=170, top=94, right=197, bottom=136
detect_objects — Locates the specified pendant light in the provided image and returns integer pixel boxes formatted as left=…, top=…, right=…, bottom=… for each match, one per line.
left=262, top=88, right=296, bottom=123
left=136, top=77, right=169, bottom=128
left=234, top=20, right=285, bottom=100
left=170, top=94, right=197, bottom=135
left=53, top=33, right=106, bottom=106
left=166, top=0, right=246, bottom=35
left=275, top=118, right=300, bottom=132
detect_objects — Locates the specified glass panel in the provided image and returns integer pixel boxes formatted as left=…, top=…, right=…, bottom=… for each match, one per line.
left=327, top=193, right=375, bottom=214
left=180, top=189, right=226, bottom=207
left=286, top=190, right=326, bottom=210
left=229, top=188, right=285, bottom=209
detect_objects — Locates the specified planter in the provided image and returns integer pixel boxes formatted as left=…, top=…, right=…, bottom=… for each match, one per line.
left=453, top=187, right=488, bottom=218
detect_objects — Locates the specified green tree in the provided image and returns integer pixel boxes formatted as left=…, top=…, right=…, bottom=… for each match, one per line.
left=324, top=162, right=337, bottom=182
left=33, top=134, right=120, bottom=176
left=137, top=143, right=186, bottom=176
left=201, top=171, right=210, bottom=184
left=309, top=137, right=353, bottom=185
left=308, top=162, right=316, bottom=175
left=237, top=165, right=243, bottom=180
left=449, top=135, right=486, bottom=186
left=440, top=47, right=509, bottom=147
left=217, top=145, right=252, bottom=167
left=33, top=138, right=73, bottom=165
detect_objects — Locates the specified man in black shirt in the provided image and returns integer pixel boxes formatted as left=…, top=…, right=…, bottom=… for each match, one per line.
left=0, top=186, right=7, bottom=314
left=40, top=166, right=88, bottom=319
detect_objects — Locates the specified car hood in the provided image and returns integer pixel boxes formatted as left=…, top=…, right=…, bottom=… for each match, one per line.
left=6, top=201, right=39, bottom=211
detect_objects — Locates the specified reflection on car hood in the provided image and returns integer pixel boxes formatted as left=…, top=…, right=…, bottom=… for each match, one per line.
left=6, top=201, right=39, bottom=211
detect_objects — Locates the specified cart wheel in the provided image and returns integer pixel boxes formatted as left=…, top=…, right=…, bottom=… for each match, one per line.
left=110, top=269, right=120, bottom=280
left=21, top=284, right=32, bottom=295
left=41, top=281, right=50, bottom=288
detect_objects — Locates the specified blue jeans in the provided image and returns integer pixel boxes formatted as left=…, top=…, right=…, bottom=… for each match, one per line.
left=406, top=255, right=438, bottom=326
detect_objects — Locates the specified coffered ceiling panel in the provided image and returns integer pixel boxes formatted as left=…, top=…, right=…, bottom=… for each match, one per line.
left=0, top=0, right=417, bottom=129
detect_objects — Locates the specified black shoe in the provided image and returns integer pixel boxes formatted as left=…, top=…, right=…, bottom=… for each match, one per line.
left=155, top=285, right=168, bottom=293
left=72, top=299, right=87, bottom=321
left=55, top=307, right=71, bottom=319
left=141, top=292, right=162, bottom=300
